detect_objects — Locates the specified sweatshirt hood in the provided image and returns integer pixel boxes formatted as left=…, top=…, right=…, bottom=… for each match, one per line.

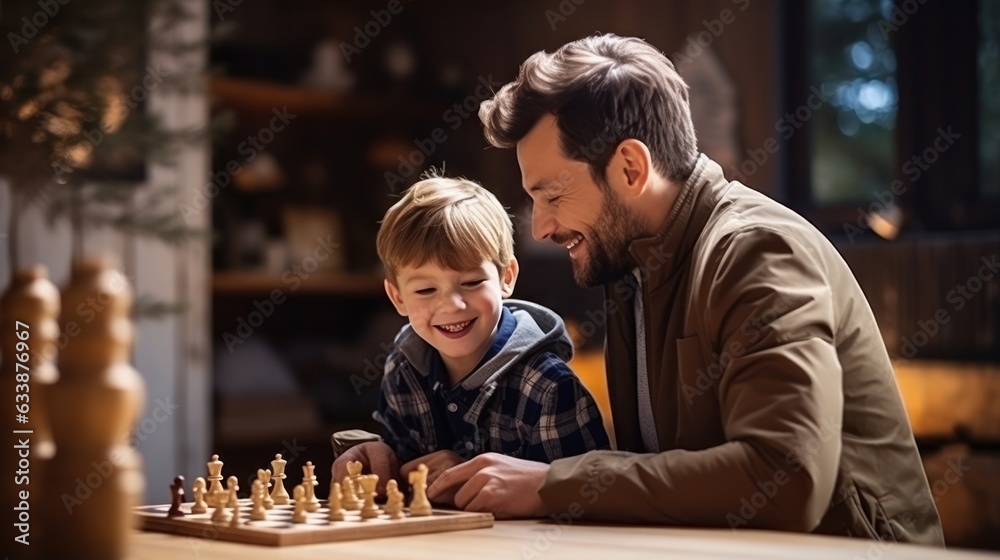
left=393, top=299, right=574, bottom=390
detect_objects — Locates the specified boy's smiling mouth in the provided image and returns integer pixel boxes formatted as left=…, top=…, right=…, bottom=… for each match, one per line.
left=435, top=318, right=477, bottom=337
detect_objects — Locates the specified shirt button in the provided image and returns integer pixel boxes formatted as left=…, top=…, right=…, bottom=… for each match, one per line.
left=465, top=441, right=474, bottom=451
left=447, top=403, right=458, bottom=413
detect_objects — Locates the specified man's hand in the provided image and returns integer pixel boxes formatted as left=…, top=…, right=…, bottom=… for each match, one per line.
left=426, top=453, right=548, bottom=519
left=332, top=441, right=399, bottom=497
left=400, top=449, right=466, bottom=495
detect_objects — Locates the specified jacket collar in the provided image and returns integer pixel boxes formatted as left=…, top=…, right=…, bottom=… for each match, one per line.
left=626, top=154, right=726, bottom=287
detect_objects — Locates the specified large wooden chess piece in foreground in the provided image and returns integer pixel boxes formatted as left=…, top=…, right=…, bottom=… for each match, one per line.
left=40, top=258, right=146, bottom=559
left=0, top=266, right=60, bottom=554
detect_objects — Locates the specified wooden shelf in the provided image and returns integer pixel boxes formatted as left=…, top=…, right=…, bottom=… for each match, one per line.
left=212, top=271, right=385, bottom=296
left=210, top=76, right=443, bottom=119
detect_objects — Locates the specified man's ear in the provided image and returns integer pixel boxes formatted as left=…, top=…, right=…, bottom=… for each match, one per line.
left=607, top=139, right=652, bottom=198
left=500, top=257, right=519, bottom=298
left=384, top=279, right=409, bottom=316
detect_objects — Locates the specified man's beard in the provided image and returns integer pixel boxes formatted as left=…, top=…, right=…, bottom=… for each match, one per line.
left=573, top=187, right=648, bottom=288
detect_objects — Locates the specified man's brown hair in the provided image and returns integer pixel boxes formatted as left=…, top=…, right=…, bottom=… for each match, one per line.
left=479, top=33, right=698, bottom=184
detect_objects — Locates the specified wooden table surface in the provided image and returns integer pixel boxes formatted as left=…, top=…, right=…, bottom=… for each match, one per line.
left=131, top=519, right=999, bottom=559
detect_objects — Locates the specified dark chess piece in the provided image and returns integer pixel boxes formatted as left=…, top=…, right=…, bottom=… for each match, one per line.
left=168, top=476, right=186, bottom=518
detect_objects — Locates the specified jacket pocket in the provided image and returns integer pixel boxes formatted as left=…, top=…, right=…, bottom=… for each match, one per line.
left=845, top=479, right=898, bottom=541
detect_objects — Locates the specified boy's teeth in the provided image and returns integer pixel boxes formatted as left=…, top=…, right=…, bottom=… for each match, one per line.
left=440, top=320, right=471, bottom=332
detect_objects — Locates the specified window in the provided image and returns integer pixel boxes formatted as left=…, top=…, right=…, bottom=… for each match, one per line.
left=784, top=0, right=998, bottom=234
left=811, top=0, right=897, bottom=206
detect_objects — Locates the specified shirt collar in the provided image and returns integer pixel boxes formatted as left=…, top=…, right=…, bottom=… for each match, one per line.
left=429, top=306, right=515, bottom=393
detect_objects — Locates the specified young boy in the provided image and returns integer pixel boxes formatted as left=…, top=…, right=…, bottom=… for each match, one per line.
left=333, top=174, right=609, bottom=498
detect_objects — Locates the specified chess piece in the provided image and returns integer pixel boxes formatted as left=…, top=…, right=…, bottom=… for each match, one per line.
left=226, top=475, right=239, bottom=507
left=359, top=475, right=381, bottom=519
left=408, top=464, right=432, bottom=516
left=291, top=485, right=308, bottom=523
left=257, top=468, right=274, bottom=509
left=230, top=497, right=243, bottom=527
left=341, top=476, right=361, bottom=511
left=250, top=480, right=267, bottom=521
left=327, top=481, right=346, bottom=521
left=302, top=461, right=320, bottom=512
left=211, top=487, right=230, bottom=524
left=1, top=266, right=60, bottom=547
left=40, top=258, right=146, bottom=559
left=191, top=477, right=209, bottom=514
left=346, top=460, right=365, bottom=499
left=168, top=476, right=186, bottom=517
left=384, top=479, right=405, bottom=520
left=206, top=454, right=225, bottom=507
left=270, top=454, right=290, bottom=505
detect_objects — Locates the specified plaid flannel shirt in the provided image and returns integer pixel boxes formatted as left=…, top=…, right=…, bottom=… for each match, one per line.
left=374, top=302, right=610, bottom=464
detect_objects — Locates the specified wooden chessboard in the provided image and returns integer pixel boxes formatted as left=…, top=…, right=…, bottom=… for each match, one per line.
left=134, top=500, right=494, bottom=546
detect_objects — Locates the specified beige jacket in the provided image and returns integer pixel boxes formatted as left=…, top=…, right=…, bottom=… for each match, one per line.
left=538, top=155, right=944, bottom=545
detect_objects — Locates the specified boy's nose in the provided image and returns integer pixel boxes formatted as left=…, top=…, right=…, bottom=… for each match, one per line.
left=439, top=289, right=467, bottom=311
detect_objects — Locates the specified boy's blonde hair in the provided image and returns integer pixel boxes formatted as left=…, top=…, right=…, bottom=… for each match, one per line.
left=377, top=176, right=514, bottom=284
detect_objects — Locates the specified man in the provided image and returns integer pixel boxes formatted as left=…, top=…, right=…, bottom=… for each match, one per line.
left=427, top=34, right=944, bottom=545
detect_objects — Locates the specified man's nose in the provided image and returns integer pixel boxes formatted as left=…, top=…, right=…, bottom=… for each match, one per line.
left=531, top=204, right=556, bottom=242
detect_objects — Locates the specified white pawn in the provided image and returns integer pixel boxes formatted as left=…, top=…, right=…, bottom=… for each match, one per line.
left=191, top=477, right=208, bottom=514
left=257, top=468, right=274, bottom=510
left=327, top=481, right=346, bottom=522
left=291, top=485, right=307, bottom=523
left=250, top=479, right=267, bottom=521
left=226, top=476, right=239, bottom=507
left=210, top=488, right=230, bottom=524
left=230, top=497, right=242, bottom=527
left=384, top=479, right=404, bottom=520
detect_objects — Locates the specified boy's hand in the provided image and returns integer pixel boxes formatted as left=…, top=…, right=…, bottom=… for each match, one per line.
left=332, top=441, right=399, bottom=497
left=427, top=453, right=547, bottom=519
left=400, top=450, right=466, bottom=505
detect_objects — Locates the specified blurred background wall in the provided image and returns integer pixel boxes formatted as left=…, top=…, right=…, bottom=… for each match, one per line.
left=1, top=0, right=997, bottom=551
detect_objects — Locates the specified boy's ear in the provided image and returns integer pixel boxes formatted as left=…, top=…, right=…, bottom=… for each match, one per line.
left=384, top=279, right=409, bottom=316
left=500, top=257, right=519, bottom=298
